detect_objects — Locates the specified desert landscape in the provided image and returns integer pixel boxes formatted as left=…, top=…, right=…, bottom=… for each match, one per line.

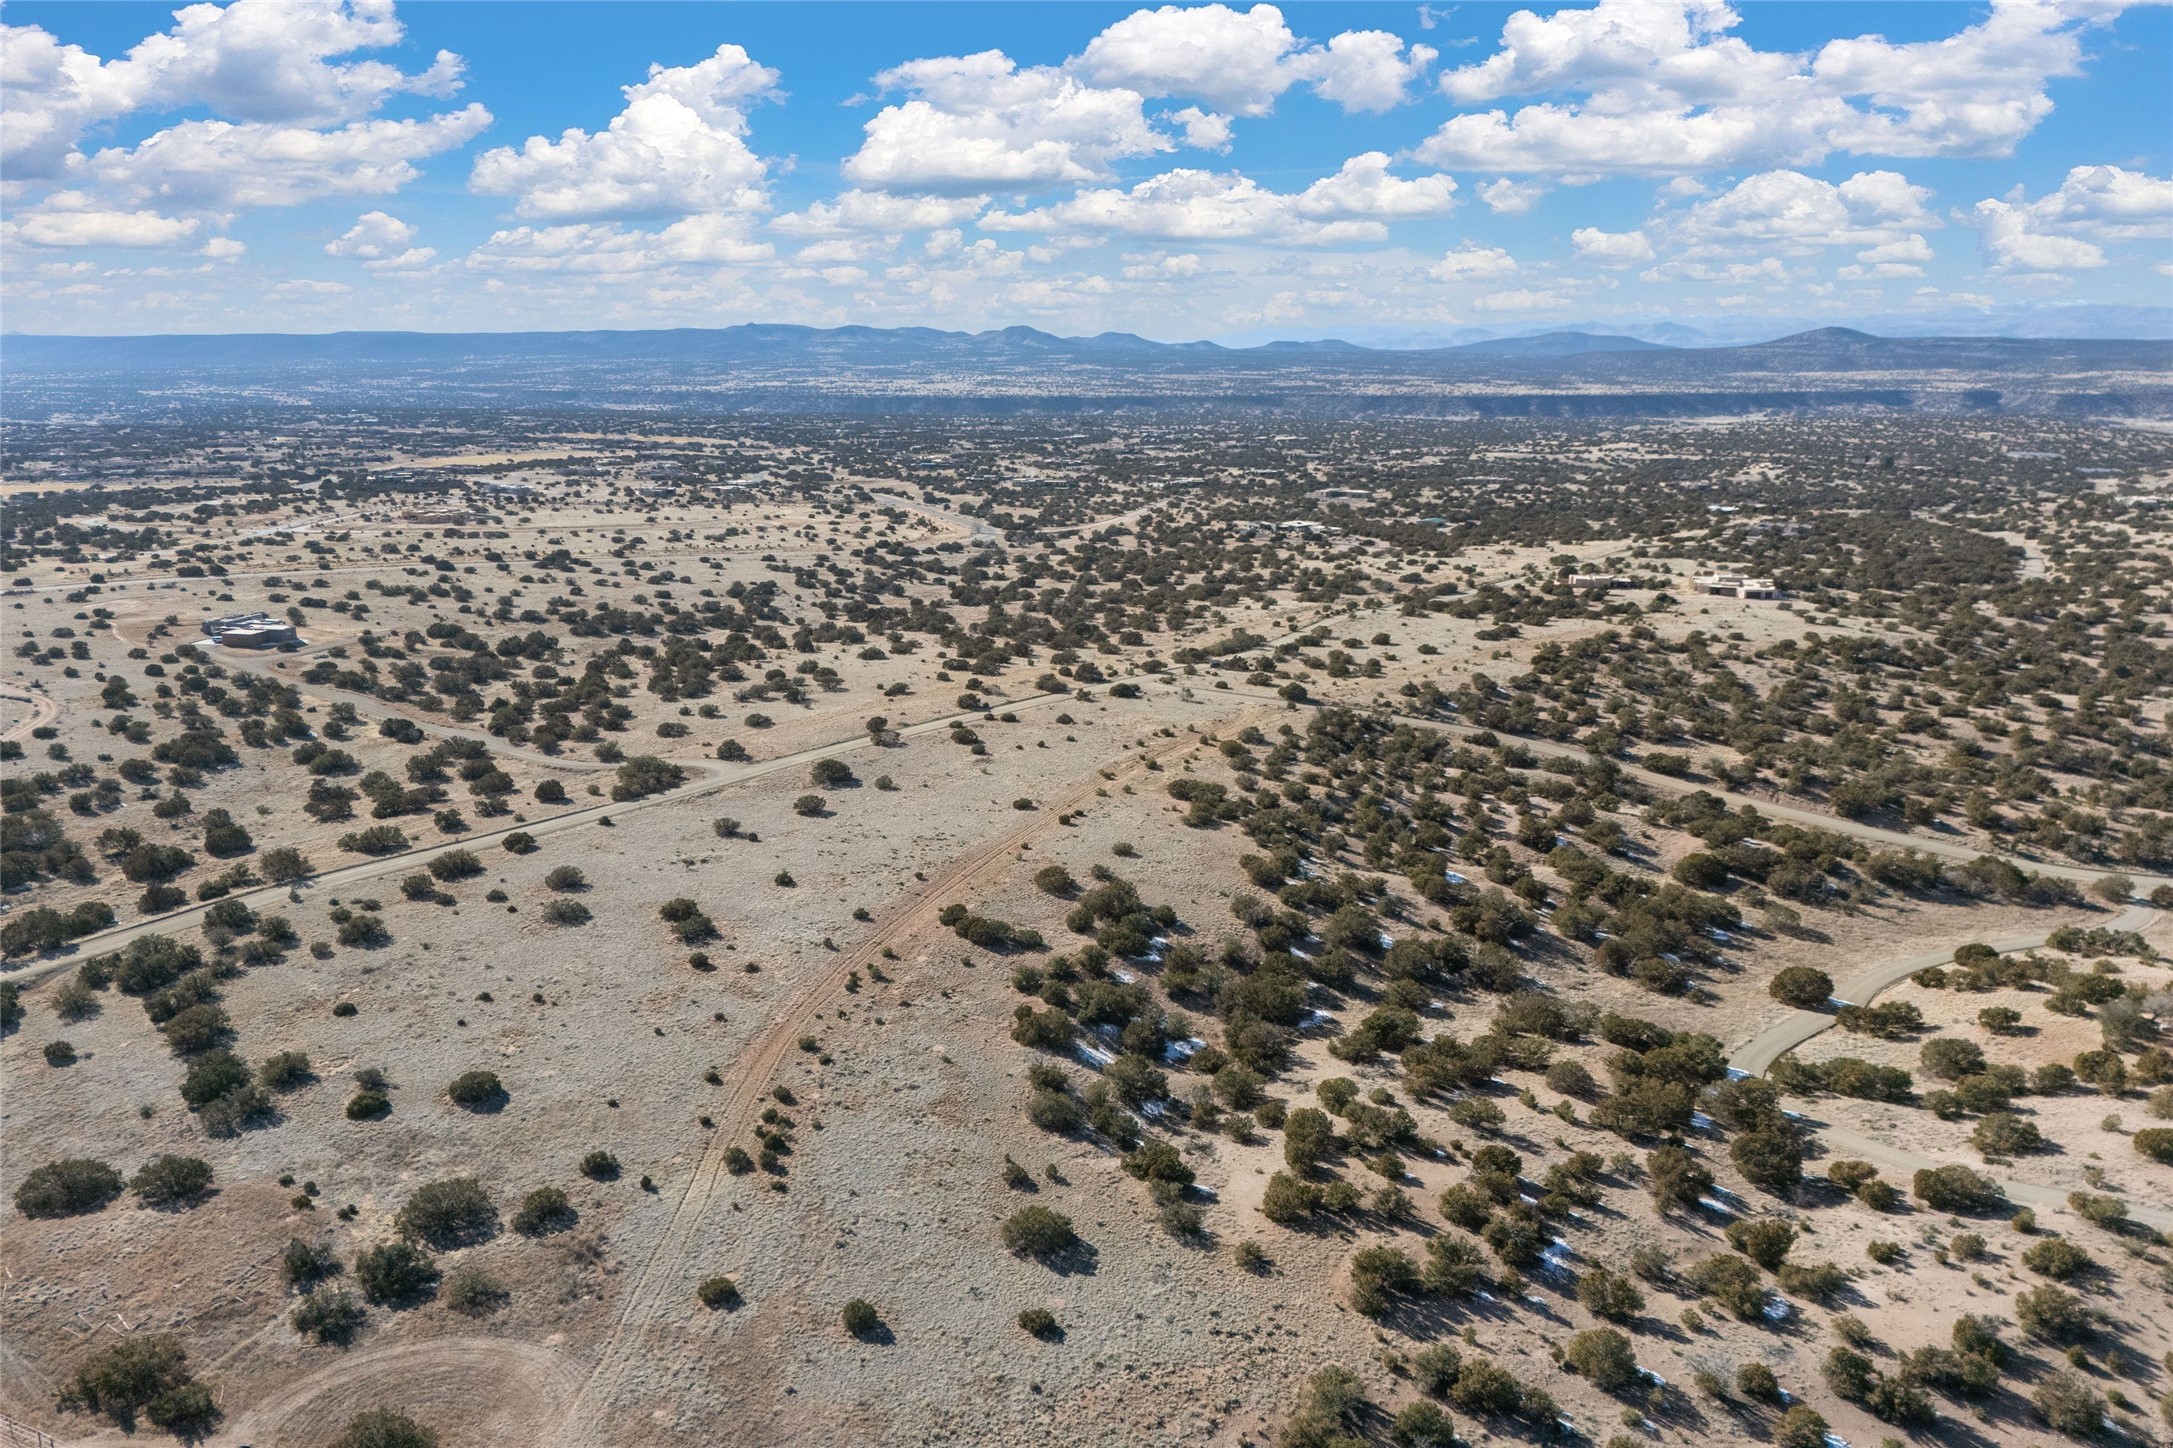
left=2, top=401, right=2171, bottom=1448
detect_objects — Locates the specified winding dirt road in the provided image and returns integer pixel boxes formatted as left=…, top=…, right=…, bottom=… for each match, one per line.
left=1, top=684, right=59, bottom=744
left=550, top=717, right=1243, bottom=1445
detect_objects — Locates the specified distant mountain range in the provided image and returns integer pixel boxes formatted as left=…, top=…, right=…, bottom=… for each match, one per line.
left=6, top=324, right=2168, bottom=419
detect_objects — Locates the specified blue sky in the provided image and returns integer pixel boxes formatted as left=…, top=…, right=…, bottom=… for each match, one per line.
left=4, top=0, right=2169, bottom=341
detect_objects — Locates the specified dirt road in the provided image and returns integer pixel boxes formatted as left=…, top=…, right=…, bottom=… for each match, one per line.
left=551, top=717, right=1248, bottom=1445
left=4, top=691, right=1077, bottom=993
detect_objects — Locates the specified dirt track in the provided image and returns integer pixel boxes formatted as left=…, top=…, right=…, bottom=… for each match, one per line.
left=551, top=717, right=1244, bottom=1445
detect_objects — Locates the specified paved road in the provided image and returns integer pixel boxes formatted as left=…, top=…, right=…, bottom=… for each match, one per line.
left=1208, top=684, right=2173, bottom=1231
left=2, top=690, right=1076, bottom=993
left=1727, top=902, right=2158, bottom=1078
left=1223, top=683, right=2173, bottom=892
left=1720, top=900, right=2167, bottom=1232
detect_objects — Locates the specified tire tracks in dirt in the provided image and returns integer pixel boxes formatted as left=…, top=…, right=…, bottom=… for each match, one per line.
left=553, top=716, right=1252, bottom=1444
left=2, top=684, right=60, bottom=744
left=221, top=1336, right=585, bottom=1448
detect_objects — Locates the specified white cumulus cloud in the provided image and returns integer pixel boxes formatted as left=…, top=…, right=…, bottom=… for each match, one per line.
left=843, top=51, right=1168, bottom=193
left=1572, top=227, right=1655, bottom=263
left=471, top=46, right=778, bottom=220
left=981, top=156, right=1453, bottom=244
left=4, top=198, right=199, bottom=249
left=1971, top=164, right=2173, bottom=272
left=1417, top=0, right=2116, bottom=175
left=772, top=190, right=989, bottom=237
left=1074, top=4, right=1434, bottom=116
left=79, top=106, right=491, bottom=211
left=2, top=0, right=465, bottom=178
left=1477, top=178, right=1547, bottom=214
left=1433, top=244, right=1519, bottom=280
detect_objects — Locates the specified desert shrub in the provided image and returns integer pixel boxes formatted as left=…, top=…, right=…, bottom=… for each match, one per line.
left=542, top=898, right=591, bottom=926
left=1446, top=1356, right=1523, bottom=1415
left=698, top=1275, right=742, bottom=1309
left=1972, top=1112, right=2045, bottom=1157
left=1390, top=1398, right=1454, bottom=1448
left=1913, top=1164, right=2004, bottom=1212
left=1348, top=1244, right=1421, bottom=1315
left=446, top=1070, right=504, bottom=1108
left=1121, top=1139, right=1195, bottom=1190
left=396, top=1178, right=496, bottom=1248
left=1772, top=1404, right=1829, bottom=1448
left=2031, top=1368, right=2104, bottom=1437
left=1686, top=1253, right=1767, bottom=1319
left=158, top=1001, right=230, bottom=1056
left=1260, top=1171, right=1323, bottom=1225
left=1730, top=1128, right=1804, bottom=1194
left=58, top=1334, right=216, bottom=1435
left=1282, top=1364, right=1370, bottom=1444
left=441, top=1262, right=505, bottom=1317
left=332, top=1409, right=438, bottom=1448
left=1002, top=1205, right=1080, bottom=1261
left=511, top=1186, right=574, bottom=1236
left=1544, top=1059, right=1597, bottom=1098
left=1775, top=1261, right=1847, bottom=1300
left=177, top=1046, right=251, bottom=1106
left=841, top=1298, right=881, bottom=1337
left=198, top=1091, right=272, bottom=1144
left=502, top=831, right=537, bottom=854
left=611, top=755, right=685, bottom=801
left=1033, top=864, right=1078, bottom=897
left=260, top=846, right=313, bottom=883
left=346, top=1089, right=391, bottom=1120
left=427, top=849, right=483, bottom=882
left=337, top=912, right=389, bottom=946
left=545, top=865, right=586, bottom=891
left=281, top=1236, right=341, bottom=1288
left=259, top=1050, right=313, bottom=1090
left=339, top=825, right=409, bottom=856
left=16, top=1158, right=124, bottom=1218
left=1563, top=1327, right=1639, bottom=1393
left=1411, top=1342, right=1464, bottom=1398
left=1576, top=1264, right=1644, bottom=1320
left=1736, top=1361, right=1781, bottom=1402
left=1017, top=1306, right=1059, bottom=1338
left=1726, top=1217, right=1797, bottom=1270
left=579, top=1150, right=621, bottom=1180
left=1922, top=1036, right=1988, bottom=1081
left=2015, top=1283, right=2091, bottom=1342
left=1645, top=1144, right=1713, bottom=1213
left=130, top=1155, right=213, bottom=1206
left=353, top=1240, right=439, bottom=1304
left=2132, top=1127, right=2173, bottom=1164
left=291, top=1284, right=365, bottom=1344
left=1768, top=967, right=1834, bottom=1008
left=2021, top=1237, right=2093, bottom=1281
